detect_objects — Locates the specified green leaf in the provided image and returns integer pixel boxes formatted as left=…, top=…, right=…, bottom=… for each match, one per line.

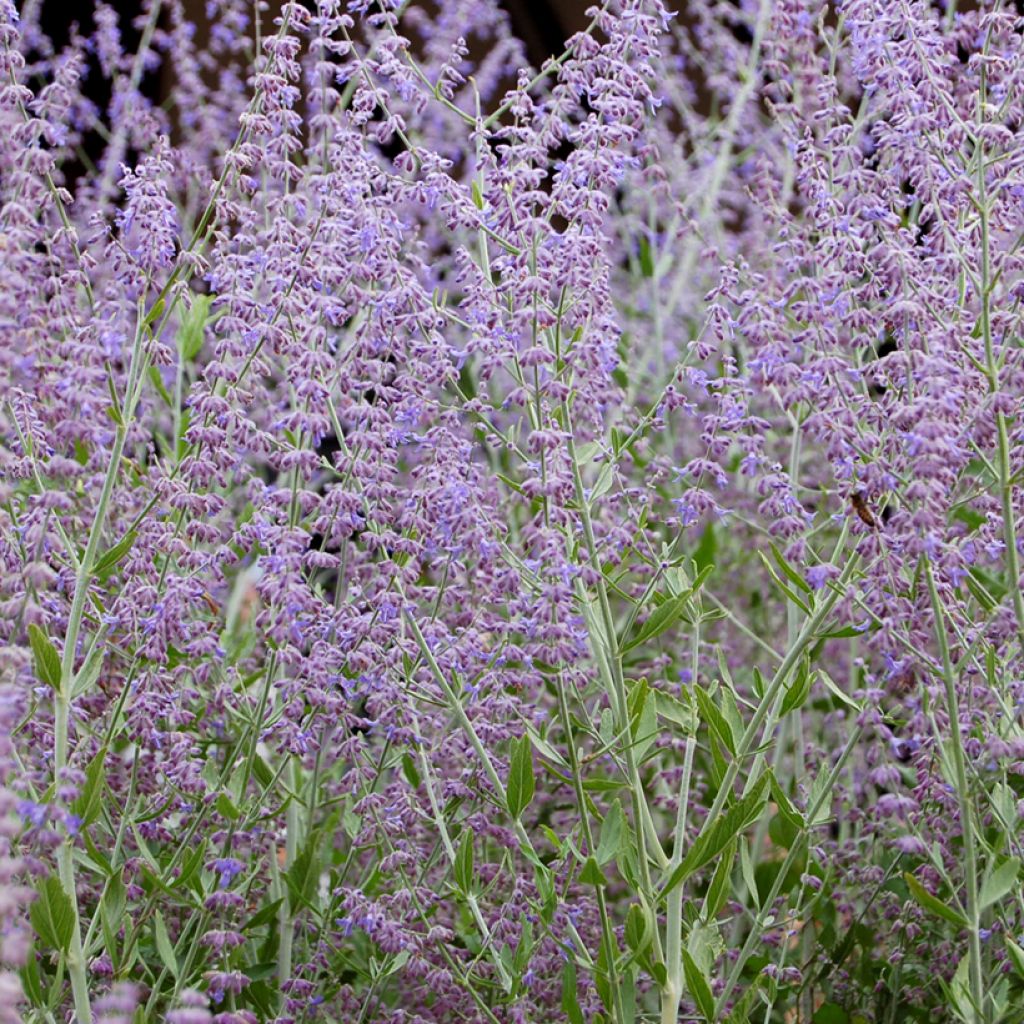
left=93, top=531, right=137, bottom=581
left=582, top=777, right=628, bottom=792
left=903, top=873, right=967, bottom=928
left=693, top=684, right=736, bottom=756
left=179, top=839, right=207, bottom=895
left=178, top=294, right=213, bottom=361
left=638, top=235, right=655, bottom=278
left=525, top=725, right=570, bottom=769
left=682, top=949, right=715, bottom=1021
left=100, top=872, right=126, bottom=937
left=621, top=593, right=691, bottom=653
left=401, top=752, right=421, bottom=789
left=284, top=831, right=322, bottom=911
left=216, top=792, right=240, bottom=821
left=143, top=297, right=166, bottom=328
left=702, top=837, right=737, bottom=920
left=629, top=677, right=659, bottom=761
left=71, top=746, right=106, bottom=827
left=579, top=856, right=608, bottom=887
left=30, top=876, right=74, bottom=953
left=596, top=800, right=624, bottom=865
left=71, top=646, right=105, bottom=699
left=240, top=963, right=276, bottom=984
left=979, top=857, right=1020, bottom=910
left=813, top=1004, right=850, bottom=1024
left=770, top=543, right=813, bottom=594
left=19, top=940, right=44, bottom=1008
left=562, top=960, right=585, bottom=1024
left=243, top=898, right=284, bottom=932
left=739, top=836, right=759, bottom=910
left=595, top=931, right=615, bottom=1012
left=153, top=911, right=178, bottom=977
left=654, top=689, right=696, bottom=733
left=818, top=624, right=866, bottom=639
left=506, top=734, right=535, bottom=820
left=454, top=827, right=474, bottom=893
left=1005, top=936, right=1024, bottom=979
left=624, top=903, right=652, bottom=956
left=693, top=523, right=717, bottom=574
left=148, top=365, right=173, bottom=406
left=818, top=670, right=862, bottom=711
left=687, top=922, right=724, bottom=977
left=28, top=624, right=62, bottom=691
left=768, top=770, right=805, bottom=832
left=758, top=553, right=811, bottom=614
left=781, top=657, right=813, bottom=715
left=662, top=774, right=769, bottom=897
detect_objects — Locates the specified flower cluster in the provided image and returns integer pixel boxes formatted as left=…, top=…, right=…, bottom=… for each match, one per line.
left=2, top=0, right=1024, bottom=1022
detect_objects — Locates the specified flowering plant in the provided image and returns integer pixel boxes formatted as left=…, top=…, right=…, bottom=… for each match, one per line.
left=3, top=0, right=1024, bottom=1022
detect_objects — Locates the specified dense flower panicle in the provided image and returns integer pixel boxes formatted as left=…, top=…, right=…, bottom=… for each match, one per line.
left=3, top=0, right=1024, bottom=1020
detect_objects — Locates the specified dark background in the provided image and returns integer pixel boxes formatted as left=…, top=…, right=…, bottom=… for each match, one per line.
left=34, top=0, right=595, bottom=101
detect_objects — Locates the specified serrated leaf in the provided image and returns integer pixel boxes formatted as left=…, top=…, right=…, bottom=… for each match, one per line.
left=768, top=770, right=805, bottom=832
left=662, top=774, right=769, bottom=897
left=621, top=593, right=691, bottom=653
left=903, top=873, right=967, bottom=928
left=454, top=827, right=474, bottom=892
left=525, top=725, right=569, bottom=769
left=596, top=799, right=625, bottom=866
left=694, top=684, right=736, bottom=756
left=682, top=949, right=715, bottom=1021
left=28, top=624, right=62, bottom=691
left=506, top=734, right=535, bottom=820
left=781, top=658, right=813, bottom=715
left=654, top=689, right=696, bottom=733
left=979, top=857, right=1020, bottom=910
left=30, top=876, right=74, bottom=953
left=687, top=921, right=724, bottom=976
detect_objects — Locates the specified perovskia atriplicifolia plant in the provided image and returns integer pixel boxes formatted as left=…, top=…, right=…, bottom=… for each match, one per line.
left=2, top=0, right=1024, bottom=1021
